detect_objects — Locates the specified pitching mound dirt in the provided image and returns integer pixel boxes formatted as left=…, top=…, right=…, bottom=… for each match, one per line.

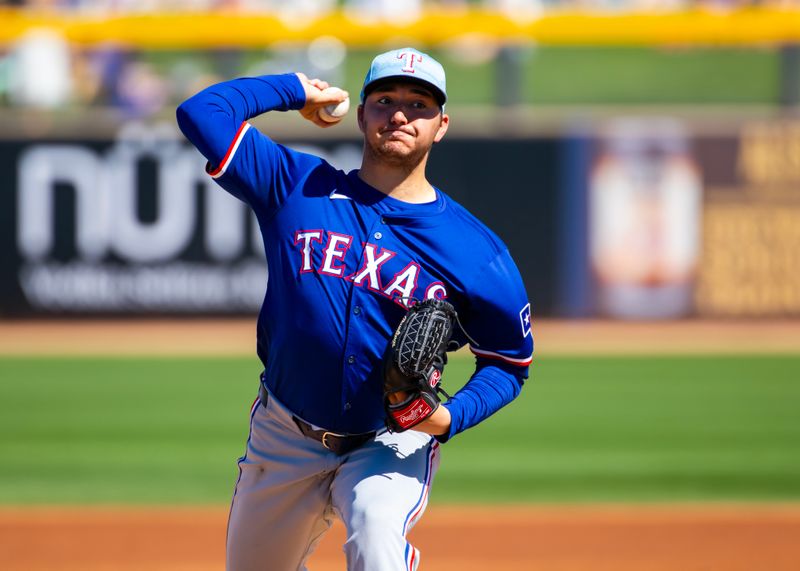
left=2, top=504, right=800, bottom=571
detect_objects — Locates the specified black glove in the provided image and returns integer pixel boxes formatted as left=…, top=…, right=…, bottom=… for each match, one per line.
left=383, top=299, right=456, bottom=432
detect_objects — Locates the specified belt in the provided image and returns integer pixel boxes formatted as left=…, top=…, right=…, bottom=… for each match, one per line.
left=259, top=383, right=375, bottom=456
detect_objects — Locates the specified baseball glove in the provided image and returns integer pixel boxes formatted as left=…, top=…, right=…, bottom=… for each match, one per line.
left=383, top=299, right=456, bottom=432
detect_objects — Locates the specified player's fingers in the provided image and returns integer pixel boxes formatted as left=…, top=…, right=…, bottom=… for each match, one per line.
left=308, top=78, right=329, bottom=91
left=316, top=89, right=349, bottom=105
left=329, top=90, right=349, bottom=103
left=313, top=111, right=342, bottom=127
left=386, top=390, right=408, bottom=405
left=297, top=73, right=329, bottom=108
left=299, top=107, right=339, bottom=128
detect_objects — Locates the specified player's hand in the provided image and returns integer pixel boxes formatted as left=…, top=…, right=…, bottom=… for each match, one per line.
left=296, top=73, right=349, bottom=128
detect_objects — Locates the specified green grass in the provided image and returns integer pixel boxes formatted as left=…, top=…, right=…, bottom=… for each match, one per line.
left=1, top=355, right=798, bottom=505
left=521, top=46, right=778, bottom=105
left=157, top=45, right=778, bottom=110
left=0, top=357, right=261, bottom=504
left=344, top=46, right=778, bottom=106
left=437, top=355, right=800, bottom=503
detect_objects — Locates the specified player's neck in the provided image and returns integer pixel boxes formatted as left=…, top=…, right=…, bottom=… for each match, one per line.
left=358, top=157, right=436, bottom=204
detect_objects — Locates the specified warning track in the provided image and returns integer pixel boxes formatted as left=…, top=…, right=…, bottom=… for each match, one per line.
left=1, top=318, right=798, bottom=356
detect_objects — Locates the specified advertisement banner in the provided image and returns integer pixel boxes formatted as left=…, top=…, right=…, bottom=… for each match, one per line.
left=0, top=123, right=559, bottom=317
left=588, top=119, right=703, bottom=319
left=694, top=121, right=800, bottom=316
left=0, top=123, right=361, bottom=316
left=573, top=117, right=800, bottom=319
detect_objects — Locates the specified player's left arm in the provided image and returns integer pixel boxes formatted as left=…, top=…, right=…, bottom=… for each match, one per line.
left=419, top=248, right=534, bottom=440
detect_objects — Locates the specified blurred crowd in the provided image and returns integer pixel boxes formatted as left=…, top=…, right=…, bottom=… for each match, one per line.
left=0, top=29, right=370, bottom=116
left=3, top=0, right=797, bottom=14
left=0, top=0, right=795, bottom=114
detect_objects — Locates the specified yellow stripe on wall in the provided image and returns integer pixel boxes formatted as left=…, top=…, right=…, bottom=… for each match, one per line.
left=1, top=8, right=799, bottom=48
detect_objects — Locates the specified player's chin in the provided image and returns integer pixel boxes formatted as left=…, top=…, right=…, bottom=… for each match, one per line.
left=380, top=141, right=411, bottom=155
left=369, top=142, right=398, bottom=157
left=376, top=138, right=417, bottom=157
left=376, top=146, right=422, bottom=167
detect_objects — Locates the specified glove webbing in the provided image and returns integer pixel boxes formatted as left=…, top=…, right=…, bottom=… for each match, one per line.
left=395, top=308, right=452, bottom=377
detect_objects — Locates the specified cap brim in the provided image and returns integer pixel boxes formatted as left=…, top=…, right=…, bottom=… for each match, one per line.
left=362, top=76, right=446, bottom=106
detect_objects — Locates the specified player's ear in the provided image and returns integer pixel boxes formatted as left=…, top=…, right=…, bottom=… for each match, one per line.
left=357, top=104, right=365, bottom=133
left=433, top=113, right=449, bottom=144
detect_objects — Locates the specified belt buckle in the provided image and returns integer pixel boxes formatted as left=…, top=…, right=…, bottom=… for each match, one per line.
left=321, top=431, right=342, bottom=451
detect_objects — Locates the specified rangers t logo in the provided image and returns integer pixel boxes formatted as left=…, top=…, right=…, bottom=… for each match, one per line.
left=398, top=52, right=421, bottom=73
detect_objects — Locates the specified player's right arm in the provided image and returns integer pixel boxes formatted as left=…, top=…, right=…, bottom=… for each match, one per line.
left=175, top=73, right=347, bottom=212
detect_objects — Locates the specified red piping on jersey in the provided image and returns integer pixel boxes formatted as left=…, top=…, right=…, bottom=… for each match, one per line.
left=208, top=121, right=250, bottom=178
left=469, top=346, right=533, bottom=367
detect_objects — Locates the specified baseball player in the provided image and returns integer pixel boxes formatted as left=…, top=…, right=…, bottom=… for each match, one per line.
left=177, top=47, right=534, bottom=571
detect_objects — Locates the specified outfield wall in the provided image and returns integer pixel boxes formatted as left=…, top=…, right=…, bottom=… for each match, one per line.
left=1, top=117, right=798, bottom=319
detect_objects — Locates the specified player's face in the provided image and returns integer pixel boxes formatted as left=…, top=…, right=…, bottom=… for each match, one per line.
left=358, top=82, right=449, bottom=167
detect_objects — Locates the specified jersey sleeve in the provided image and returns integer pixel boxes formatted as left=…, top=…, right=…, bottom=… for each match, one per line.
left=439, top=248, right=534, bottom=442
left=462, top=248, right=534, bottom=372
left=176, top=73, right=324, bottom=218
left=209, top=126, right=326, bottom=219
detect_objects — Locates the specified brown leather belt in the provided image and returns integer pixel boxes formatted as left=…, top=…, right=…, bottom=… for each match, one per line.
left=259, top=382, right=375, bottom=456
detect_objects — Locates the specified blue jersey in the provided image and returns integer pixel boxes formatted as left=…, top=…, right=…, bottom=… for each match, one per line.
left=177, top=74, right=534, bottom=438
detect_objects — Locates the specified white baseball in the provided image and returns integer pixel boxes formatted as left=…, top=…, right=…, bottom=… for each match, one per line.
left=318, top=87, right=350, bottom=123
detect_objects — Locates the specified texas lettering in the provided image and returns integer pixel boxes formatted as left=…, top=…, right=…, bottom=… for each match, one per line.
left=293, top=229, right=448, bottom=305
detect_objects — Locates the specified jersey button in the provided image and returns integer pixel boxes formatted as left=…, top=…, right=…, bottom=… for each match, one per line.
left=344, top=402, right=352, bottom=411
left=353, top=306, right=361, bottom=315
left=347, top=355, right=355, bottom=364
left=373, top=231, right=382, bottom=240
left=381, top=217, right=387, bottom=224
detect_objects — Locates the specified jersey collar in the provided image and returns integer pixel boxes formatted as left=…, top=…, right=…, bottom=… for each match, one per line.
left=347, top=170, right=447, bottom=222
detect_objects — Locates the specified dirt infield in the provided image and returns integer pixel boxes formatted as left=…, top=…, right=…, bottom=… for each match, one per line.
left=2, top=318, right=800, bottom=355
left=2, top=504, right=800, bottom=571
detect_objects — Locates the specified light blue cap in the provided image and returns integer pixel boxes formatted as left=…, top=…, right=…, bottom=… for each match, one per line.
left=360, top=47, right=447, bottom=107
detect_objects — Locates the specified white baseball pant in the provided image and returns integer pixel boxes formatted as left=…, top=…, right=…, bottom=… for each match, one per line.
left=226, top=384, right=440, bottom=571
